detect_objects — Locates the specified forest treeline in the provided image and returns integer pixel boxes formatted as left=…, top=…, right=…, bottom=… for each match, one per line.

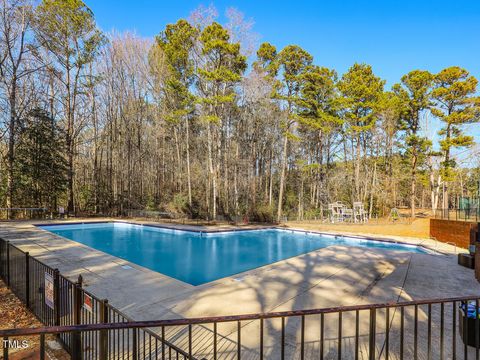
left=1, top=0, right=480, bottom=221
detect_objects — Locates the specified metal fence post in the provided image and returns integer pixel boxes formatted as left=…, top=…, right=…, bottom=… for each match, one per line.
left=40, top=333, right=45, bottom=360
left=369, top=308, right=376, bottom=360
left=99, top=299, right=109, bottom=360
left=6, top=241, right=10, bottom=286
left=53, top=269, right=60, bottom=326
left=132, top=328, right=138, bottom=360
left=3, top=336, right=8, bottom=360
left=0, top=239, right=2, bottom=279
left=25, top=252, right=30, bottom=308
left=72, top=276, right=83, bottom=360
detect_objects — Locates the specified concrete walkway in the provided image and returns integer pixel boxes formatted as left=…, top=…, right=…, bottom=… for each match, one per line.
left=0, top=219, right=478, bottom=359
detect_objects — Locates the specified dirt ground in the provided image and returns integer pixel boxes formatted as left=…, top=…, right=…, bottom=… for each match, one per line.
left=0, top=279, right=68, bottom=360
left=286, top=217, right=431, bottom=238
left=124, top=211, right=432, bottom=239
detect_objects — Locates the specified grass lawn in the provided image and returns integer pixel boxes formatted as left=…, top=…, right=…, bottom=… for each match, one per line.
left=286, top=217, right=431, bottom=238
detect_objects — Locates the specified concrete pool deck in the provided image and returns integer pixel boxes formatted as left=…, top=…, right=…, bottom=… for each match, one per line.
left=0, top=219, right=476, bottom=315
left=1, top=219, right=479, bottom=358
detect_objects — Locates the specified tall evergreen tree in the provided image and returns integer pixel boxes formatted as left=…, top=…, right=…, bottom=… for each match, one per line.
left=34, top=0, right=105, bottom=213
left=296, top=65, right=341, bottom=210
left=393, top=70, right=433, bottom=217
left=297, top=65, right=340, bottom=134
left=196, top=22, right=247, bottom=219
left=15, top=108, right=68, bottom=208
left=254, top=42, right=278, bottom=78
left=431, top=66, right=480, bottom=210
left=154, top=19, right=198, bottom=207
left=273, top=45, right=313, bottom=222
left=337, top=63, right=384, bottom=202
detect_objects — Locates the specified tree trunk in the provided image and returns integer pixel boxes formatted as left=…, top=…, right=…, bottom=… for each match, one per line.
left=298, top=176, right=304, bottom=220
left=66, top=66, right=75, bottom=214
left=354, top=135, right=361, bottom=201
left=268, top=146, right=273, bottom=207
left=277, top=134, right=288, bottom=222
left=207, top=124, right=216, bottom=219
left=6, top=76, right=17, bottom=212
left=173, top=126, right=181, bottom=192
left=410, top=151, right=418, bottom=218
left=90, top=64, right=99, bottom=214
left=443, top=125, right=452, bottom=213
left=185, top=117, right=192, bottom=206
left=234, top=143, right=239, bottom=214
left=369, top=161, right=377, bottom=218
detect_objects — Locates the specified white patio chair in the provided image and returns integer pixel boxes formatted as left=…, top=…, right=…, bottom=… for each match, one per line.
left=328, top=202, right=344, bottom=223
left=342, top=207, right=354, bottom=222
left=353, top=202, right=367, bottom=223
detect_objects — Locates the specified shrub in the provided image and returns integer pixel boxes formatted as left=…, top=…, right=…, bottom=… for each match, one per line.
left=250, top=204, right=275, bottom=223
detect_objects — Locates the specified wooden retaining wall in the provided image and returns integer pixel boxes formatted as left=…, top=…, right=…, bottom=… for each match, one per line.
left=430, top=219, right=478, bottom=249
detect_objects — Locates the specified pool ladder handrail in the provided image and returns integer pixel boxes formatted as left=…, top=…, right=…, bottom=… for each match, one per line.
left=428, top=236, right=457, bottom=254
left=445, top=241, right=457, bottom=254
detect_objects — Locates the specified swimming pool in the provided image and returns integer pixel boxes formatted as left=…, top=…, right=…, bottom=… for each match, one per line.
left=39, top=222, right=428, bottom=286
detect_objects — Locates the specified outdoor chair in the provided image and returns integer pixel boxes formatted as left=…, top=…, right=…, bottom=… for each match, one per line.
left=342, top=207, right=354, bottom=222
left=329, top=201, right=353, bottom=223
left=353, top=202, right=368, bottom=223
left=328, top=202, right=342, bottom=223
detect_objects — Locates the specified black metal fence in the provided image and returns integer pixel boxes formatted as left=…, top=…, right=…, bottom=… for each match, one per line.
left=0, top=207, right=50, bottom=220
left=432, top=197, right=480, bottom=222
left=2, top=237, right=480, bottom=359
left=2, top=295, right=480, bottom=359
left=0, top=238, right=191, bottom=359
left=433, top=208, right=480, bottom=222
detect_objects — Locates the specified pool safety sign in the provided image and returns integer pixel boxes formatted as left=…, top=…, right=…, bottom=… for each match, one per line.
left=83, top=293, right=93, bottom=313
left=44, top=272, right=54, bottom=309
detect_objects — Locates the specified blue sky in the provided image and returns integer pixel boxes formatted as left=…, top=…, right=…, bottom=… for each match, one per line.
left=87, top=0, right=480, bottom=85
left=86, top=0, right=480, bottom=160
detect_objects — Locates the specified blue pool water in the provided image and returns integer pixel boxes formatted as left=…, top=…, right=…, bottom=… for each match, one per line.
left=39, top=222, right=428, bottom=285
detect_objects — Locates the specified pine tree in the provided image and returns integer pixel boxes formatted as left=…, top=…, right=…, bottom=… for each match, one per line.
left=254, top=42, right=278, bottom=78
left=393, top=70, right=433, bottom=217
left=15, top=108, right=68, bottom=209
left=34, top=0, right=105, bottom=213
left=337, top=63, right=384, bottom=202
left=273, top=45, right=313, bottom=222
left=296, top=65, right=341, bottom=212
left=196, top=22, right=247, bottom=219
left=297, top=65, right=340, bottom=133
left=153, top=19, right=198, bottom=207
left=431, top=67, right=480, bottom=210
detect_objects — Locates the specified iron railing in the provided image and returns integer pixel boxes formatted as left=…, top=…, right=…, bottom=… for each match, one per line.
left=0, top=207, right=49, bottom=220
left=0, top=238, right=192, bottom=359
left=2, top=296, right=480, bottom=359
left=2, top=237, right=480, bottom=359
left=433, top=207, right=480, bottom=222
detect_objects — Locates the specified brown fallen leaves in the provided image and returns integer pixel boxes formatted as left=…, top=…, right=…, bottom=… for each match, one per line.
left=0, top=279, right=69, bottom=360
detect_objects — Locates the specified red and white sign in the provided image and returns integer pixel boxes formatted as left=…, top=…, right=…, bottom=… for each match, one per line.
left=44, top=272, right=54, bottom=310
left=83, top=293, right=93, bottom=313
